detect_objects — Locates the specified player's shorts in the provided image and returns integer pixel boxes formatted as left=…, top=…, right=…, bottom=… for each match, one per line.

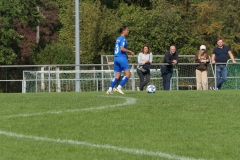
left=114, top=56, right=130, bottom=72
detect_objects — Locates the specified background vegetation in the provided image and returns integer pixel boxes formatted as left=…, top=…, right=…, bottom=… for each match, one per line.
left=1, top=0, right=240, bottom=65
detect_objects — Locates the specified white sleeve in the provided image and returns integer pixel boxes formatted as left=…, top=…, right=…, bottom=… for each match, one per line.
left=138, top=53, right=142, bottom=64
left=149, top=53, right=153, bottom=63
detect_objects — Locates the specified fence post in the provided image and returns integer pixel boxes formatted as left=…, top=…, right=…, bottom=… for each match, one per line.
left=48, top=66, right=51, bottom=93
left=41, top=67, right=45, bottom=92
left=214, top=63, right=217, bottom=89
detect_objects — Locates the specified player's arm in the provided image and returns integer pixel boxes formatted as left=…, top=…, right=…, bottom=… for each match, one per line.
left=120, top=47, right=135, bottom=56
left=228, top=51, right=236, bottom=64
left=211, top=54, right=216, bottom=64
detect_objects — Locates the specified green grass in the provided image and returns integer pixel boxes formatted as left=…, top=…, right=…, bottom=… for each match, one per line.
left=0, top=91, right=240, bottom=160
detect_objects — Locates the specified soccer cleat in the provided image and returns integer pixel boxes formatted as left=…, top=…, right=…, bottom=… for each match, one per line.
left=116, top=87, right=124, bottom=94
left=106, top=90, right=112, bottom=94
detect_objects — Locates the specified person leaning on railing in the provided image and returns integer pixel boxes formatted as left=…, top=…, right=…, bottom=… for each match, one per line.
left=211, top=38, right=236, bottom=90
left=195, top=45, right=210, bottom=90
left=136, top=45, right=153, bottom=91
left=161, top=45, right=178, bottom=90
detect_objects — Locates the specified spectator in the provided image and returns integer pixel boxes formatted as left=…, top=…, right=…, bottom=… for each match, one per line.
left=211, top=38, right=236, bottom=90
left=195, top=45, right=210, bottom=90
left=137, top=45, right=153, bottom=91
left=161, top=45, right=178, bottom=90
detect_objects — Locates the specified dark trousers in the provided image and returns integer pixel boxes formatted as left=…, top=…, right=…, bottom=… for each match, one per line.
left=162, top=72, right=172, bottom=90
left=137, top=69, right=150, bottom=90
left=161, top=66, right=173, bottom=90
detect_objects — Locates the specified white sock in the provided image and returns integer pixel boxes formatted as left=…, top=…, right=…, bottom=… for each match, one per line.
left=108, top=87, right=112, bottom=91
left=117, top=85, right=122, bottom=89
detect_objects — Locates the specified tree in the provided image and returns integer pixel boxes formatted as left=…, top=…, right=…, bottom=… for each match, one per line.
left=0, top=0, right=42, bottom=64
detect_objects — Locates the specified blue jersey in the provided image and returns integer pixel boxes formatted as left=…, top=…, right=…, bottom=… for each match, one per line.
left=114, top=36, right=128, bottom=57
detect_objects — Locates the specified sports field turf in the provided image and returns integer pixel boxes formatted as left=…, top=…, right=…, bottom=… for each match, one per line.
left=0, top=90, right=240, bottom=160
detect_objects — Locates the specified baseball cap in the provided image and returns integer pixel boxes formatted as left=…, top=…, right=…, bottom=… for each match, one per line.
left=200, top=45, right=206, bottom=50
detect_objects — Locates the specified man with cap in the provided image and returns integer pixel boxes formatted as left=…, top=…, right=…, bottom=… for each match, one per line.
left=195, top=45, right=210, bottom=90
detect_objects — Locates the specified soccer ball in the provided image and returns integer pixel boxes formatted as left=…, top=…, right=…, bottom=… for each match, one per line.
left=146, top=85, right=156, bottom=93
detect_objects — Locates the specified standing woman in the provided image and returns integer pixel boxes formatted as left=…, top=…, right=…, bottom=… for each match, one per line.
left=195, top=45, right=210, bottom=90
left=161, top=45, right=178, bottom=90
left=137, top=45, right=153, bottom=91
left=106, top=26, right=135, bottom=94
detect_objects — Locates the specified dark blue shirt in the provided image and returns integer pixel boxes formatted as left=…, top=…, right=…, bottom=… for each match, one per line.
left=162, top=51, right=178, bottom=68
left=213, top=45, right=230, bottom=63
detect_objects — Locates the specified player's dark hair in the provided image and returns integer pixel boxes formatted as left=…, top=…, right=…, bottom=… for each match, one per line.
left=119, top=26, right=128, bottom=33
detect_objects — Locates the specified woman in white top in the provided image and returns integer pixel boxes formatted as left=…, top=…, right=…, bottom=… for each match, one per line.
left=137, top=45, right=153, bottom=91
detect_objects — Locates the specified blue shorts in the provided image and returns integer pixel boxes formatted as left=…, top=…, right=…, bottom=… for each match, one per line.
left=114, top=56, right=130, bottom=72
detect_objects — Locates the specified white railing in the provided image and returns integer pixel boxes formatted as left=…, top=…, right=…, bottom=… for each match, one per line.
left=0, top=60, right=239, bottom=93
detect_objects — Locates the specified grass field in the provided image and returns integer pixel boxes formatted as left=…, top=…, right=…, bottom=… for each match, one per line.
left=0, top=90, right=240, bottom=160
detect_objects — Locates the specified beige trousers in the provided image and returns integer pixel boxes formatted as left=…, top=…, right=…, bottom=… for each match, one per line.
left=196, top=69, right=208, bottom=90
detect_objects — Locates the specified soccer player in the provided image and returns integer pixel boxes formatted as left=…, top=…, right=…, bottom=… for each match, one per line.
left=106, top=26, right=135, bottom=94
left=211, top=38, right=236, bottom=90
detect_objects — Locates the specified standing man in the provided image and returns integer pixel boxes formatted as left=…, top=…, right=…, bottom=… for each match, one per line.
left=161, top=45, right=178, bottom=90
left=212, top=38, right=236, bottom=90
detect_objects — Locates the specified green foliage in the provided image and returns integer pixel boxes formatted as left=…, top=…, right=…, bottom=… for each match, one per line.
left=36, top=43, right=73, bottom=64
left=2, top=0, right=240, bottom=65
left=0, top=0, right=42, bottom=64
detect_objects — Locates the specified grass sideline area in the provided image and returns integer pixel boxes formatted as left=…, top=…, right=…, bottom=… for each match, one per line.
left=0, top=90, right=240, bottom=160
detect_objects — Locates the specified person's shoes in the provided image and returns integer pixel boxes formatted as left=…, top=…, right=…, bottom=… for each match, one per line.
left=106, top=90, right=112, bottom=94
left=116, top=87, right=124, bottom=94
left=210, top=86, right=218, bottom=90
left=137, top=87, right=140, bottom=91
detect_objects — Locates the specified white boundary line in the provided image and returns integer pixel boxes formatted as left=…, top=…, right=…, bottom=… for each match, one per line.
left=3, top=96, right=136, bottom=118
left=0, top=95, right=206, bottom=160
left=0, top=130, right=205, bottom=160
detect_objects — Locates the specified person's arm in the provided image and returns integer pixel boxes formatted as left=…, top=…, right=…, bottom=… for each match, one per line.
left=172, top=52, right=178, bottom=64
left=142, top=53, right=153, bottom=64
left=228, top=51, right=236, bottom=64
left=120, top=47, right=135, bottom=56
left=212, top=54, right=216, bottom=64
left=149, top=53, right=153, bottom=63
left=205, top=53, right=210, bottom=63
left=138, top=53, right=142, bottom=64
left=164, top=52, right=172, bottom=64
left=195, top=54, right=201, bottom=63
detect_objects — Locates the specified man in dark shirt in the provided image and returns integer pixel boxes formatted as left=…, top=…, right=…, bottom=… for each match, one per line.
left=161, top=45, right=178, bottom=90
left=212, top=38, right=236, bottom=90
